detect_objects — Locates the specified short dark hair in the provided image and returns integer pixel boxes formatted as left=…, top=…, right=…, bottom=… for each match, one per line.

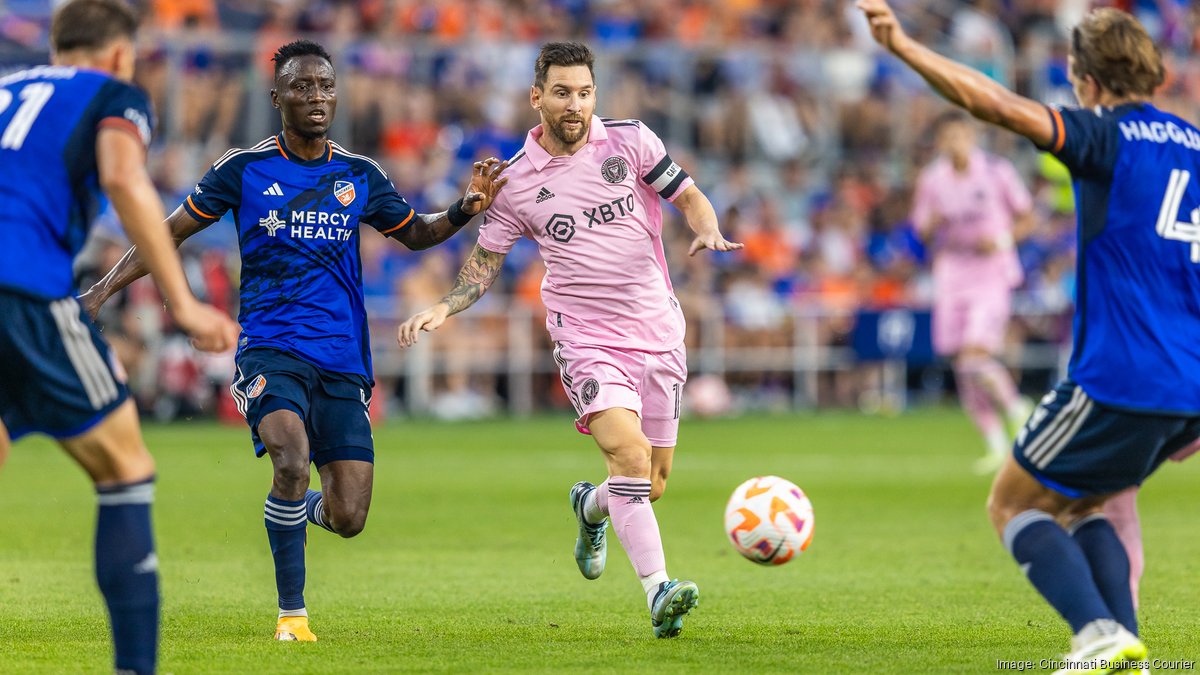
left=1070, top=8, right=1163, bottom=98
left=272, top=39, right=333, bottom=79
left=50, top=0, right=138, bottom=53
left=534, top=42, right=594, bottom=89
left=932, top=109, right=972, bottom=134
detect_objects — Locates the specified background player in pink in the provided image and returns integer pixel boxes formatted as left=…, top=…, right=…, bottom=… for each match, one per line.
left=397, top=42, right=740, bottom=638
left=911, top=111, right=1034, bottom=472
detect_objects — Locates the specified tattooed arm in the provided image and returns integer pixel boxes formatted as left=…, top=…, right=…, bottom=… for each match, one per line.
left=396, top=243, right=506, bottom=347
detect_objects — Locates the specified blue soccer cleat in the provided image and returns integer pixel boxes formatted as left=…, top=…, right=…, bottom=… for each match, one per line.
left=650, top=579, right=700, bottom=638
left=569, top=481, right=607, bottom=580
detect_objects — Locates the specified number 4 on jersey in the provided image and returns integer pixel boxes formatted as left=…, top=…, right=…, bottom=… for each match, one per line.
left=1157, top=169, right=1200, bottom=263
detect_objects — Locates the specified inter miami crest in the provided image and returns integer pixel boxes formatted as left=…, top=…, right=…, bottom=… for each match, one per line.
left=581, top=378, right=599, bottom=405
left=601, top=157, right=628, bottom=184
left=334, top=180, right=356, bottom=207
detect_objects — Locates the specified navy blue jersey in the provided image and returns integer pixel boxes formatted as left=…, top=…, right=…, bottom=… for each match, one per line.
left=1039, top=103, right=1200, bottom=414
left=0, top=66, right=152, bottom=300
left=182, top=134, right=416, bottom=380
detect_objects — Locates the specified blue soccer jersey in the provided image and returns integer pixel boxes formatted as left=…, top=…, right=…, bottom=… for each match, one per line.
left=1040, top=103, right=1200, bottom=414
left=182, top=135, right=416, bottom=381
left=0, top=66, right=152, bottom=300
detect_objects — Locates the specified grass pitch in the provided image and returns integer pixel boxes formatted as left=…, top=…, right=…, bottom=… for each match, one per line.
left=1, top=409, right=1197, bottom=673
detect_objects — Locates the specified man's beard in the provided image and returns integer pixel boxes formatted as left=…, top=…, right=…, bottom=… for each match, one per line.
left=548, top=115, right=588, bottom=146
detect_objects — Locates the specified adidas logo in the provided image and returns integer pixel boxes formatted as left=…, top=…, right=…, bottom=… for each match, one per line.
left=535, top=186, right=555, bottom=203
left=262, top=182, right=284, bottom=197
left=627, top=496, right=644, bottom=504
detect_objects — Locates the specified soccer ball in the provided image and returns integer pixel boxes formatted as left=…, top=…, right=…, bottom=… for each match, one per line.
left=724, top=475, right=815, bottom=565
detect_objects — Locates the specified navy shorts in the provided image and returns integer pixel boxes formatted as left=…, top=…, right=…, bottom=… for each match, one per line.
left=0, top=292, right=129, bottom=441
left=230, top=347, right=373, bottom=467
left=1014, top=379, right=1200, bottom=497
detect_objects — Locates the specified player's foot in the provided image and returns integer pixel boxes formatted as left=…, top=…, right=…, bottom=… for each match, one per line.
left=570, top=481, right=607, bottom=580
left=1051, top=619, right=1145, bottom=674
left=274, top=616, right=317, bottom=642
left=650, top=579, right=699, bottom=639
left=1006, top=395, right=1035, bottom=439
left=973, top=452, right=1005, bottom=475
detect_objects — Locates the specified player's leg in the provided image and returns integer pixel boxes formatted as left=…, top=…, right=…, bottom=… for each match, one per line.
left=1102, top=488, right=1143, bottom=610
left=0, top=418, right=9, bottom=475
left=962, top=287, right=1029, bottom=434
left=650, top=446, right=674, bottom=502
left=643, top=344, right=685, bottom=504
left=60, top=400, right=159, bottom=675
left=310, top=460, right=373, bottom=538
left=257, top=407, right=317, bottom=641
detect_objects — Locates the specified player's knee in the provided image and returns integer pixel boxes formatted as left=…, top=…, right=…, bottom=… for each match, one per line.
left=270, top=449, right=310, bottom=496
left=329, top=506, right=368, bottom=538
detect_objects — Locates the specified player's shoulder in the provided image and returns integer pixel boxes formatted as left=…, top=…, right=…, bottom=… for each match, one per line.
left=329, top=140, right=390, bottom=178
left=209, top=136, right=281, bottom=174
left=599, top=117, right=643, bottom=130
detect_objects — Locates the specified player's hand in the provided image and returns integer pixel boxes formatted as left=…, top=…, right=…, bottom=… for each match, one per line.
left=461, top=158, right=510, bottom=216
left=77, top=287, right=106, bottom=320
left=170, top=298, right=240, bottom=353
left=397, top=302, right=450, bottom=348
left=688, top=230, right=744, bottom=257
left=856, top=0, right=909, bottom=53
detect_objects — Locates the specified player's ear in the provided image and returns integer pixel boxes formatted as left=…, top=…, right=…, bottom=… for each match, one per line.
left=270, top=88, right=279, bottom=109
left=530, top=85, right=541, bottom=111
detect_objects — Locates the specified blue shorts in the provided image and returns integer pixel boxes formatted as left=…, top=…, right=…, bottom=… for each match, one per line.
left=230, top=347, right=373, bottom=467
left=1014, top=379, right=1200, bottom=497
left=0, top=292, right=129, bottom=441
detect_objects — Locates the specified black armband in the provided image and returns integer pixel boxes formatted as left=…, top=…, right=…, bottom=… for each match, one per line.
left=447, top=198, right=472, bottom=228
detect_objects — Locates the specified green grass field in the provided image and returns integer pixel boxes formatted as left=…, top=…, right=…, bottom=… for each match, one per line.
left=1, top=410, right=1197, bottom=673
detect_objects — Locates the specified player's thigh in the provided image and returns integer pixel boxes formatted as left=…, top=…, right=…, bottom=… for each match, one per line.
left=640, top=345, right=685, bottom=446
left=588, top=407, right=652, bottom=477
left=961, top=285, right=1012, bottom=353
left=931, top=295, right=970, bottom=357
left=59, top=399, right=153, bottom=486
left=553, top=341, right=642, bottom=436
left=231, top=348, right=313, bottom=462
left=1013, top=379, right=1196, bottom=503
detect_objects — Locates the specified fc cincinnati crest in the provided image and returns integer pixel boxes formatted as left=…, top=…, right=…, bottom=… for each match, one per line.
left=334, top=180, right=356, bottom=207
left=601, top=157, right=628, bottom=184
left=581, top=378, right=599, bottom=405
left=247, top=375, right=267, bottom=399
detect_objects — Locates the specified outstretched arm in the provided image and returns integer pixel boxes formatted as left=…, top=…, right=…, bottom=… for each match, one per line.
left=396, top=243, right=507, bottom=347
left=672, top=184, right=743, bottom=256
left=856, top=0, right=1054, bottom=147
left=392, top=158, right=509, bottom=251
left=79, top=205, right=211, bottom=318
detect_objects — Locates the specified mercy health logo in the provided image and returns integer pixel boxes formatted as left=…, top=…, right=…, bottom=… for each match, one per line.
left=259, top=209, right=355, bottom=241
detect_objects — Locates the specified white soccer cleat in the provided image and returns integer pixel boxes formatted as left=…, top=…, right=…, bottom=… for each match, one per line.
left=569, top=481, right=607, bottom=580
left=1052, top=619, right=1146, bottom=675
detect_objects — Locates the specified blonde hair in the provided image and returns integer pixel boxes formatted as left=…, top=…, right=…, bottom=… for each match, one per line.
left=1070, top=8, right=1164, bottom=98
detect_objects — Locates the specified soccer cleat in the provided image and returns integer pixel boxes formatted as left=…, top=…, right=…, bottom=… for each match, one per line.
left=650, top=579, right=700, bottom=639
left=973, top=452, right=1006, bottom=475
left=1051, top=619, right=1145, bottom=674
left=1007, top=395, right=1035, bottom=440
left=274, top=616, right=317, bottom=642
left=569, top=481, right=607, bottom=580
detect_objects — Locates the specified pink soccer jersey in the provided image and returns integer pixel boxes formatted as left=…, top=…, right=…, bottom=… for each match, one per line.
left=911, top=149, right=1031, bottom=296
left=478, top=116, right=694, bottom=352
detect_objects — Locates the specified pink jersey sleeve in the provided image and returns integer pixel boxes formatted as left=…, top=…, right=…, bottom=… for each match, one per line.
left=476, top=192, right=524, bottom=254
left=996, top=158, right=1033, bottom=215
left=636, top=123, right=694, bottom=202
left=910, top=168, right=937, bottom=235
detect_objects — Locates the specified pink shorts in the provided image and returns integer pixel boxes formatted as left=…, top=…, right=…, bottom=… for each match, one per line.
left=552, top=341, right=687, bottom=448
left=932, top=285, right=1011, bottom=356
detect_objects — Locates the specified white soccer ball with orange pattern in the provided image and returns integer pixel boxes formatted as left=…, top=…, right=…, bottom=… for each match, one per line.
left=724, top=475, right=815, bottom=565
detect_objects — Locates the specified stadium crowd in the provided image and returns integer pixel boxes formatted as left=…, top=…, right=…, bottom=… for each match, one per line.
left=3, top=0, right=1198, bottom=416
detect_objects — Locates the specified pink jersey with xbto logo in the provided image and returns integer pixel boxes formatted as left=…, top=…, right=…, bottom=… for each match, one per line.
left=478, top=116, right=695, bottom=352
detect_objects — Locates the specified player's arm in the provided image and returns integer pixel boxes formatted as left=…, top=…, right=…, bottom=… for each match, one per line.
left=671, top=184, right=743, bottom=257
left=396, top=243, right=506, bottom=347
left=79, top=205, right=212, bottom=318
left=856, top=0, right=1054, bottom=147
left=90, top=129, right=235, bottom=352
left=390, top=158, right=509, bottom=250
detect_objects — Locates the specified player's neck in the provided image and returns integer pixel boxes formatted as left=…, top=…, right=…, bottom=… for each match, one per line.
left=280, top=129, right=329, bottom=161
left=1093, top=92, right=1151, bottom=109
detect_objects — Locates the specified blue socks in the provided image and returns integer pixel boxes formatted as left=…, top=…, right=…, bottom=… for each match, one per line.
left=1070, top=514, right=1137, bottom=635
left=264, top=494, right=307, bottom=612
left=95, top=478, right=159, bottom=675
left=1005, top=510, right=1115, bottom=633
left=305, top=489, right=334, bottom=533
